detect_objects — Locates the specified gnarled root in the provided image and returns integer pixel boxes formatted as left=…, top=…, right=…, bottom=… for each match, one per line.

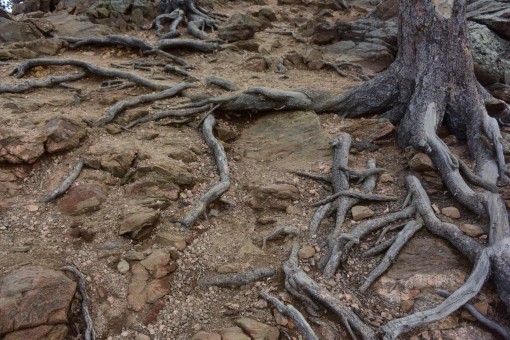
left=41, top=160, right=85, bottom=202
left=199, top=267, right=276, bottom=287
left=179, top=114, right=230, bottom=227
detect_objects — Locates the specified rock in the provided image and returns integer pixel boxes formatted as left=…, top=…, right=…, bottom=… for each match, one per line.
left=459, top=223, right=485, bottom=237
left=133, top=162, right=195, bottom=186
left=409, top=153, right=435, bottom=171
left=155, top=232, right=187, bottom=251
left=248, top=184, right=300, bottom=211
left=12, top=246, right=31, bottom=252
left=46, top=13, right=115, bottom=37
left=0, top=266, right=76, bottom=336
left=118, top=210, right=160, bottom=240
left=441, top=207, right=461, bottom=219
left=441, top=325, right=494, bottom=340
left=26, top=204, right=39, bottom=212
left=0, top=127, right=47, bottom=164
left=379, top=173, right=394, bottom=183
left=45, top=117, right=87, bottom=154
left=124, top=251, right=145, bottom=261
left=245, top=58, right=267, bottom=72
left=127, top=263, right=150, bottom=312
left=338, top=118, right=395, bottom=142
left=273, top=310, right=289, bottom=326
left=470, top=4, right=510, bottom=40
left=140, top=249, right=170, bottom=276
left=351, top=206, right=374, bottom=221
left=376, top=236, right=469, bottom=305
left=400, top=299, right=414, bottom=312
left=237, top=111, right=330, bottom=170
left=4, top=324, right=68, bottom=340
left=234, top=318, right=279, bottom=340
left=298, top=245, right=316, bottom=259
left=238, top=240, right=265, bottom=256
left=191, top=332, right=222, bottom=340
left=219, top=327, right=250, bottom=340
left=84, top=141, right=137, bottom=177
left=0, top=18, right=43, bottom=43
left=216, top=263, right=242, bottom=274
left=117, top=260, right=130, bottom=274
left=302, top=48, right=324, bottom=70
left=57, top=184, right=107, bottom=215
left=0, top=38, right=65, bottom=60
left=468, top=21, right=510, bottom=85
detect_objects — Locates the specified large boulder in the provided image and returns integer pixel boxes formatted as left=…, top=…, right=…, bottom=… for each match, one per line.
left=0, top=17, right=43, bottom=43
left=0, top=127, right=47, bottom=164
left=0, top=266, right=76, bottom=338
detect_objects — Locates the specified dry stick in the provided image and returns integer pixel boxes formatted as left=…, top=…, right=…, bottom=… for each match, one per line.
left=124, top=104, right=209, bottom=129
left=284, top=243, right=377, bottom=340
left=61, top=266, right=96, bottom=340
left=360, top=219, right=423, bottom=292
left=363, top=236, right=397, bottom=257
left=41, top=160, right=84, bottom=202
left=199, top=267, right=276, bottom=287
left=260, top=291, right=319, bottom=340
left=381, top=249, right=491, bottom=340
left=143, top=49, right=192, bottom=68
left=0, top=72, right=86, bottom=94
left=180, top=114, right=230, bottom=227
left=204, top=76, right=239, bottom=91
left=262, top=225, right=302, bottom=249
left=436, top=289, right=510, bottom=340
left=9, top=58, right=171, bottom=91
left=310, top=190, right=397, bottom=207
left=97, top=82, right=195, bottom=126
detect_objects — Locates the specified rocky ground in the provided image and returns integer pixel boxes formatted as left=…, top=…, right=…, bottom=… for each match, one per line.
left=1, top=0, right=510, bottom=339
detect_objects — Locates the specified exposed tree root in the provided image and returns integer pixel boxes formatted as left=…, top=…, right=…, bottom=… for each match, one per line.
left=436, top=289, right=510, bottom=339
left=163, top=65, right=198, bottom=80
left=360, top=219, right=423, bottom=292
left=204, top=76, right=239, bottom=91
left=310, top=190, right=397, bottom=207
left=262, top=225, right=302, bottom=249
left=179, top=114, right=230, bottom=228
left=0, top=72, right=86, bottom=94
left=260, top=290, right=319, bottom=340
left=124, top=104, right=209, bottom=129
left=199, top=267, right=276, bottom=287
left=61, top=266, right=96, bottom=340
left=10, top=58, right=172, bottom=91
left=97, top=82, right=195, bottom=126
left=283, top=243, right=377, bottom=340
left=362, top=236, right=397, bottom=257
left=41, top=160, right=84, bottom=202
left=156, top=39, right=219, bottom=52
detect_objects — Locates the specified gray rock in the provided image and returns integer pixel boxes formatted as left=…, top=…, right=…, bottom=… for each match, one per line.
left=117, top=259, right=130, bottom=273
left=0, top=18, right=43, bottom=43
left=118, top=209, right=160, bottom=239
left=298, top=245, right=316, bottom=259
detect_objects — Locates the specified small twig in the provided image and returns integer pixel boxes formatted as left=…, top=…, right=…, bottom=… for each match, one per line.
left=199, top=267, right=276, bottom=287
left=260, top=291, right=319, bottom=340
left=61, top=266, right=96, bottom=340
left=41, top=160, right=85, bottom=202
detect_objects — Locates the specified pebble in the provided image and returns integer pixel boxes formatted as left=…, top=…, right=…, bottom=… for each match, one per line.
left=351, top=206, right=374, bottom=221
left=379, top=174, right=394, bottom=183
left=12, top=246, right=31, bottom=252
left=26, top=204, right=39, bottom=212
left=117, top=259, right=130, bottom=274
left=441, top=206, right=461, bottom=219
left=298, top=245, right=316, bottom=259
left=459, top=223, right=485, bottom=237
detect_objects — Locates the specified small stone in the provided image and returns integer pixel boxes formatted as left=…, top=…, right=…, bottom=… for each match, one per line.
left=234, top=318, right=279, bottom=340
left=117, top=260, right=130, bottom=274
left=441, top=206, right=461, bottom=219
left=351, top=206, right=374, bottom=221
left=26, top=204, right=39, bottom=212
left=123, top=251, right=145, bottom=261
left=298, top=245, right=316, bottom=259
left=400, top=299, right=414, bottom=312
left=409, top=153, right=435, bottom=171
left=191, top=331, right=221, bottom=340
left=134, top=333, right=150, bottom=340
left=209, top=209, right=220, bottom=217
left=459, top=223, right=484, bottom=237
left=273, top=310, right=288, bottom=326
left=253, top=299, right=268, bottom=309
left=379, top=174, right=394, bottom=183
left=461, top=310, right=477, bottom=321
left=473, top=301, right=489, bottom=315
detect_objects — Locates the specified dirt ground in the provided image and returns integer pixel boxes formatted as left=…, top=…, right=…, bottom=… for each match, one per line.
left=1, top=1, right=509, bottom=339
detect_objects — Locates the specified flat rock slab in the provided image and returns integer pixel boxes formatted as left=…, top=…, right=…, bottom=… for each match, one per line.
left=375, top=236, right=470, bottom=304
left=0, top=266, right=76, bottom=336
left=236, top=111, right=330, bottom=171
